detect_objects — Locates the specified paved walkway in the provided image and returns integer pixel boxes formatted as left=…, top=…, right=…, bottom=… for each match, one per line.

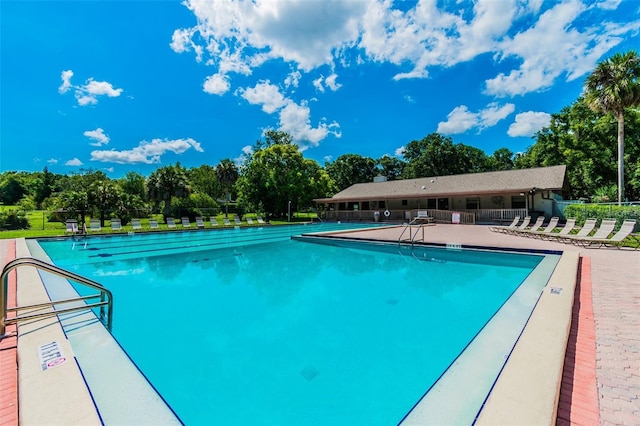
left=335, top=224, right=640, bottom=425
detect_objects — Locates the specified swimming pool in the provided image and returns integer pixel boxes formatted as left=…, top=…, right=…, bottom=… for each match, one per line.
left=34, top=224, right=558, bottom=425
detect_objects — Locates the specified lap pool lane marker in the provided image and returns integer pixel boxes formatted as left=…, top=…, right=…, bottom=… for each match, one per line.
left=38, top=341, right=67, bottom=371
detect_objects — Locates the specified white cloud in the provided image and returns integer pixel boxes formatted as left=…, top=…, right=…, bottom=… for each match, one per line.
left=438, top=102, right=515, bottom=134
left=203, top=73, right=231, bottom=95
left=312, top=73, right=343, bottom=93
left=47, top=158, right=59, bottom=164
left=394, top=146, right=405, bottom=157
left=90, top=138, right=203, bottom=164
left=239, top=81, right=287, bottom=113
left=240, top=81, right=341, bottom=150
left=84, top=128, right=110, bottom=146
left=58, top=70, right=73, bottom=94
left=284, top=70, right=301, bottom=88
left=507, top=111, right=551, bottom=137
left=484, top=1, right=639, bottom=97
left=65, top=158, right=83, bottom=166
left=175, top=0, right=366, bottom=73
left=323, top=155, right=333, bottom=163
left=59, top=70, right=123, bottom=105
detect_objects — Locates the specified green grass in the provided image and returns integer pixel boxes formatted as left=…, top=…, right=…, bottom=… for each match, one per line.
left=0, top=209, right=320, bottom=239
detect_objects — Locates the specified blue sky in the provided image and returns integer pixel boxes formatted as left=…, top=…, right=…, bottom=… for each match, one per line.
left=1, top=0, right=639, bottom=177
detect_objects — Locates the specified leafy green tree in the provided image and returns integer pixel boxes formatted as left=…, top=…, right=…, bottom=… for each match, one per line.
left=88, top=179, right=123, bottom=226
left=0, top=173, right=28, bottom=204
left=118, top=171, right=147, bottom=201
left=215, top=159, right=239, bottom=218
left=376, top=155, right=405, bottom=181
left=237, top=134, right=330, bottom=219
left=488, top=148, right=515, bottom=171
left=325, top=154, right=377, bottom=191
left=402, top=133, right=491, bottom=178
left=188, top=164, right=220, bottom=200
left=584, top=50, right=640, bottom=202
left=146, top=163, right=191, bottom=217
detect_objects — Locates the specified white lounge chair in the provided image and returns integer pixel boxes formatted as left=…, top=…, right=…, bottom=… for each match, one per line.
left=110, top=218, right=122, bottom=232
left=246, top=217, right=254, bottom=225
left=554, top=218, right=597, bottom=243
left=564, top=219, right=617, bottom=245
left=222, top=217, right=231, bottom=226
left=65, top=219, right=78, bottom=235
left=149, top=219, right=159, bottom=230
left=521, top=217, right=559, bottom=238
left=234, top=217, right=242, bottom=225
left=89, top=218, right=102, bottom=232
left=166, top=217, right=176, bottom=228
left=505, top=216, right=531, bottom=235
left=210, top=217, right=219, bottom=227
left=489, top=216, right=520, bottom=233
left=513, top=216, right=545, bottom=236
left=573, top=219, right=639, bottom=249
left=182, top=217, right=191, bottom=228
left=256, top=216, right=265, bottom=224
left=195, top=217, right=205, bottom=229
left=131, top=219, right=142, bottom=231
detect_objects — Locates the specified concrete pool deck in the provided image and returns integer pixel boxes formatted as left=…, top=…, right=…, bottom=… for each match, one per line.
left=1, top=224, right=638, bottom=424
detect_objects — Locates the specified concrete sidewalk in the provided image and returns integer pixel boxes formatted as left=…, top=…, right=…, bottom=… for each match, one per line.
left=333, top=224, right=639, bottom=425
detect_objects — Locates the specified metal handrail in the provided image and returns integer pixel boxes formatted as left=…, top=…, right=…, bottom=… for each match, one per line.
left=1, top=257, right=113, bottom=339
left=398, top=221, right=427, bottom=245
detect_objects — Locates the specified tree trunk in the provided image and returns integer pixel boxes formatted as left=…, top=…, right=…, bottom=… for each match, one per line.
left=617, top=112, right=625, bottom=204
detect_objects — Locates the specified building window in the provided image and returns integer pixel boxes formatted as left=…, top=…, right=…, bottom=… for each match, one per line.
left=347, top=202, right=358, bottom=211
left=379, top=200, right=386, bottom=209
left=362, top=201, right=370, bottom=210
left=401, top=199, right=408, bottom=206
left=466, top=198, right=480, bottom=209
left=338, top=202, right=346, bottom=210
left=511, top=196, right=526, bottom=209
left=427, top=199, right=436, bottom=209
left=438, top=198, right=449, bottom=210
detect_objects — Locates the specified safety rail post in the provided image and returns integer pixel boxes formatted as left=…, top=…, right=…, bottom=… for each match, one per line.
left=1, top=257, right=113, bottom=339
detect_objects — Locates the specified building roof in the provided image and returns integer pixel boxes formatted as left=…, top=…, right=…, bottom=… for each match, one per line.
left=315, top=165, right=567, bottom=203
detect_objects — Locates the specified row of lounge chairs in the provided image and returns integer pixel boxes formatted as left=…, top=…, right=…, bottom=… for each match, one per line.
left=490, top=215, right=639, bottom=249
left=66, top=215, right=267, bottom=234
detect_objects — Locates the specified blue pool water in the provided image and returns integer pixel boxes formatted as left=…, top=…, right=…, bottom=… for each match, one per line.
left=37, top=224, right=545, bottom=425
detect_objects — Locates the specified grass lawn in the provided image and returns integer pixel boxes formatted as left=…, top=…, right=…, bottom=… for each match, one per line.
left=0, top=209, right=320, bottom=239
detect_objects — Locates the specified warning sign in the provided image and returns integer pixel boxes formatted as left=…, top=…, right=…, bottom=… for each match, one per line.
left=38, top=341, right=67, bottom=371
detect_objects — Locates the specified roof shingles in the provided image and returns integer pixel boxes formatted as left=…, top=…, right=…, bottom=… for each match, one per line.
left=316, top=165, right=567, bottom=202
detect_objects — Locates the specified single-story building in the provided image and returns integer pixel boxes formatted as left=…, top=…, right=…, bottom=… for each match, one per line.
left=314, top=165, right=569, bottom=224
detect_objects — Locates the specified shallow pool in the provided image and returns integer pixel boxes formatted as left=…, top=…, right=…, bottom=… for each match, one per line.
left=36, top=224, right=553, bottom=425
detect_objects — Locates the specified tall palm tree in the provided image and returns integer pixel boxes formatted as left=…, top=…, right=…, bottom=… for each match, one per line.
left=146, top=164, right=191, bottom=217
left=584, top=50, right=640, bottom=203
left=215, top=159, right=238, bottom=218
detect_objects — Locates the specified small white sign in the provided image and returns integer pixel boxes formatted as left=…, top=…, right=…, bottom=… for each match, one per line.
left=38, top=341, right=67, bottom=371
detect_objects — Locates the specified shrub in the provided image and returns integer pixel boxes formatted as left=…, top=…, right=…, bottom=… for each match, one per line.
left=563, top=204, right=640, bottom=229
left=0, top=209, right=30, bottom=230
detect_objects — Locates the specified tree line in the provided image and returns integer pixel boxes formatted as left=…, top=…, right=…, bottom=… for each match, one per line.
left=1, top=51, right=639, bottom=228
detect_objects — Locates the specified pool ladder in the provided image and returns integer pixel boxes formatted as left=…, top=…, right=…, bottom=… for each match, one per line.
left=398, top=220, right=431, bottom=246
left=0, top=257, right=113, bottom=339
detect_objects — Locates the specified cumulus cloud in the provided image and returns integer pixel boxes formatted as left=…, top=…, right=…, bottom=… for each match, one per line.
left=170, top=0, right=637, bottom=148
left=65, top=158, right=83, bottom=166
left=507, top=111, right=552, bottom=137
left=84, top=128, right=110, bottom=146
left=47, top=158, right=59, bottom=164
left=239, top=81, right=341, bottom=150
left=394, top=146, right=405, bottom=157
left=90, top=138, right=203, bottom=164
left=438, top=102, right=515, bottom=134
left=59, top=70, right=123, bottom=105
left=203, top=73, right=231, bottom=95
